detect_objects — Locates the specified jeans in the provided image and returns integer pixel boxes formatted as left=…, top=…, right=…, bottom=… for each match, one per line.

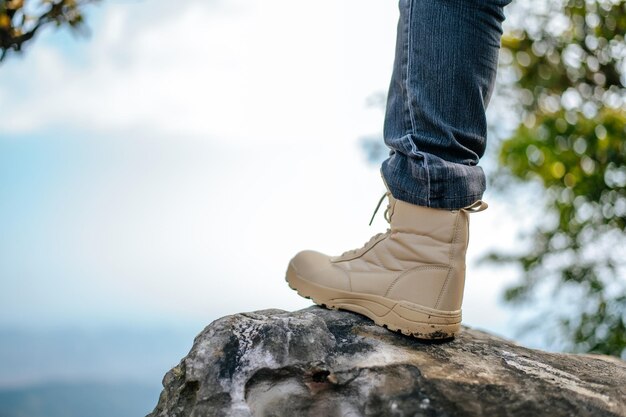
left=381, top=0, right=512, bottom=209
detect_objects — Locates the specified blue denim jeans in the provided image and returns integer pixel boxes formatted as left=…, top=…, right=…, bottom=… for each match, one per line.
left=381, top=0, right=512, bottom=209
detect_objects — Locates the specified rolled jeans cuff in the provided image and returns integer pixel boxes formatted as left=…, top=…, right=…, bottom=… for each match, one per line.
left=381, top=150, right=486, bottom=210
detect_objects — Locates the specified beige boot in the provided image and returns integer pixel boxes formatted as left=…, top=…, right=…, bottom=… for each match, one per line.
left=286, top=174, right=487, bottom=339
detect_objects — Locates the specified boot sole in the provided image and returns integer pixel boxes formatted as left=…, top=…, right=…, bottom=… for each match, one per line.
left=286, top=263, right=461, bottom=340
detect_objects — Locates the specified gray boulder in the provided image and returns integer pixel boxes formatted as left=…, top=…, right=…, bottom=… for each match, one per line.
left=148, top=306, right=626, bottom=417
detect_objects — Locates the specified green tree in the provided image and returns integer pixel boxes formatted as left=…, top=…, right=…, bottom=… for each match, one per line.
left=489, top=0, right=626, bottom=357
left=0, top=0, right=97, bottom=62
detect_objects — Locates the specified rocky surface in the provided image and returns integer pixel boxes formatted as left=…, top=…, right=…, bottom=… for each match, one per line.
left=148, top=306, right=626, bottom=417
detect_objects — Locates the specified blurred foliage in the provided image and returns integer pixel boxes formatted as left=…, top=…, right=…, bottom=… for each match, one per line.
left=489, top=0, right=626, bottom=357
left=0, top=0, right=96, bottom=62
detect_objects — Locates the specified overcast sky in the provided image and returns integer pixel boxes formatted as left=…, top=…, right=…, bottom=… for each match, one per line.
left=0, top=0, right=537, bottom=345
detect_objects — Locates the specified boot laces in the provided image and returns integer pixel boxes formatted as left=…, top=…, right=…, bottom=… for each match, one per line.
left=339, top=192, right=391, bottom=257
left=369, top=191, right=392, bottom=226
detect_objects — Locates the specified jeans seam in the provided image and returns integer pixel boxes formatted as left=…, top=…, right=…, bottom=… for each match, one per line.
left=405, top=0, right=417, bottom=139
left=400, top=0, right=411, bottom=138
left=405, top=0, right=430, bottom=206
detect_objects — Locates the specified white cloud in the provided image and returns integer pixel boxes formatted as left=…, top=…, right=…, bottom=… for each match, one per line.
left=0, top=0, right=397, bottom=144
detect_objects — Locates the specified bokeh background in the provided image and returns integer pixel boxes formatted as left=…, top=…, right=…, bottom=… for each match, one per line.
left=1, top=0, right=624, bottom=416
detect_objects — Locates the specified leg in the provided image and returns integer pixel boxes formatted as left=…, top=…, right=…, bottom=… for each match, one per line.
left=286, top=0, right=511, bottom=339
left=382, top=0, right=511, bottom=209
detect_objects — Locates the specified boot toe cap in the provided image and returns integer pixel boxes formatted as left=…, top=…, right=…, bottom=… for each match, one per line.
left=289, top=250, right=350, bottom=291
left=290, top=250, right=330, bottom=276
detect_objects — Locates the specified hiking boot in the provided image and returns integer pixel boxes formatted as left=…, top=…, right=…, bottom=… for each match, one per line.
left=285, top=173, right=487, bottom=339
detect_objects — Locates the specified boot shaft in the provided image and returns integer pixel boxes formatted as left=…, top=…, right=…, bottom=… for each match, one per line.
left=389, top=198, right=471, bottom=311
left=332, top=193, right=472, bottom=311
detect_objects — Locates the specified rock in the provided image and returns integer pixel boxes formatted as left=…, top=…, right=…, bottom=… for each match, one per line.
left=147, top=306, right=626, bottom=417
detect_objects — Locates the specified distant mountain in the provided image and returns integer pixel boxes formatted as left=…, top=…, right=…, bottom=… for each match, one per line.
left=0, top=324, right=203, bottom=387
left=0, top=324, right=206, bottom=417
left=0, top=381, right=159, bottom=417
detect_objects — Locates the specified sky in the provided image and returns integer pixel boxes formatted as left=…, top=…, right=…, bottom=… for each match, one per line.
left=0, top=0, right=534, bottom=345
